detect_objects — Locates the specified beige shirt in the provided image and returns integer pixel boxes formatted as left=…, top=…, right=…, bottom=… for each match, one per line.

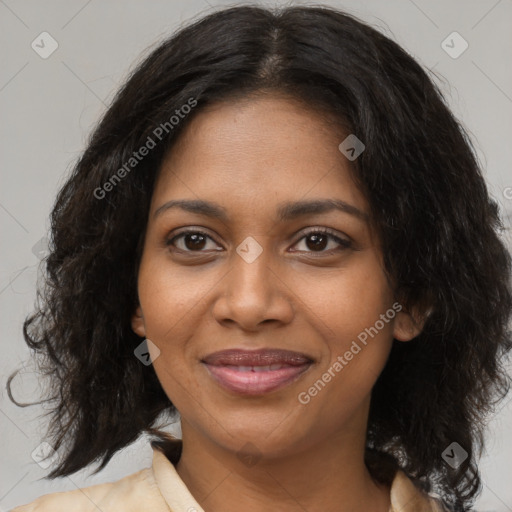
left=12, top=444, right=447, bottom=512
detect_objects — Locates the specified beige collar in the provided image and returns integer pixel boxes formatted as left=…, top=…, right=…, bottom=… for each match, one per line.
left=388, top=469, right=446, bottom=511
left=151, top=444, right=445, bottom=512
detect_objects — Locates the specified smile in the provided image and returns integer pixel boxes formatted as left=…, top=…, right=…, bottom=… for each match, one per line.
left=201, top=348, right=314, bottom=395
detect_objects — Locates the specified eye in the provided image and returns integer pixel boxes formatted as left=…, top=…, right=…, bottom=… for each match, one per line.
left=166, top=228, right=352, bottom=255
left=291, top=228, right=352, bottom=254
left=166, top=230, right=222, bottom=252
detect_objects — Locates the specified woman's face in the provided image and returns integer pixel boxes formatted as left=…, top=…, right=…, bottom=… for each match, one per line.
left=132, top=95, right=420, bottom=459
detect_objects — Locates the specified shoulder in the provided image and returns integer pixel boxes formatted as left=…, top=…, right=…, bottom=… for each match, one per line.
left=390, top=470, right=449, bottom=512
left=10, top=467, right=169, bottom=512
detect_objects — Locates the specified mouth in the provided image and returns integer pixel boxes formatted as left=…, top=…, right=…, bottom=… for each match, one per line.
left=201, top=348, right=314, bottom=396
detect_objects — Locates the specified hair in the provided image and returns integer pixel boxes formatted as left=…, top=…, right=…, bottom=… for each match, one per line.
left=7, top=4, right=512, bottom=511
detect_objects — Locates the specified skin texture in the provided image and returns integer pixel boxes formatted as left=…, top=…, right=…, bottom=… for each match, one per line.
left=132, top=95, right=423, bottom=512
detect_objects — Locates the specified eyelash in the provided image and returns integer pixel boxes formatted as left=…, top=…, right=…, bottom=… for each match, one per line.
left=166, top=228, right=352, bottom=255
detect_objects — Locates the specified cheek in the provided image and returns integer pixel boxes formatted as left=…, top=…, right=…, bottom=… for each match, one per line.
left=137, top=266, right=203, bottom=407
left=137, top=255, right=215, bottom=342
left=295, top=252, right=393, bottom=344
left=136, top=259, right=207, bottom=396
left=296, top=256, right=394, bottom=404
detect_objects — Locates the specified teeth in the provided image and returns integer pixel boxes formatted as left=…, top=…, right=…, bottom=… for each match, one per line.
left=231, top=365, right=284, bottom=372
left=253, top=365, right=271, bottom=372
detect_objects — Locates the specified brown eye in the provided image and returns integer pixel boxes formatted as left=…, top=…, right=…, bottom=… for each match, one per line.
left=292, top=229, right=352, bottom=254
left=182, top=232, right=207, bottom=250
left=167, top=230, right=221, bottom=252
left=305, top=233, right=329, bottom=251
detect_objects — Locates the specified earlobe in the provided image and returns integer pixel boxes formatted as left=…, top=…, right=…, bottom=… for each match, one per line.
left=131, top=306, right=146, bottom=337
left=393, top=309, right=425, bottom=342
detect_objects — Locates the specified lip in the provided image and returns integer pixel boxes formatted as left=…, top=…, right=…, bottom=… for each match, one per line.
left=201, top=349, right=314, bottom=396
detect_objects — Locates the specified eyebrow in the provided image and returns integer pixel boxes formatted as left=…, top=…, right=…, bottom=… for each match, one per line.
left=154, top=198, right=369, bottom=222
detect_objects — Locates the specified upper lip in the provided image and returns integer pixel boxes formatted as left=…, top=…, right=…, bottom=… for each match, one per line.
left=201, top=349, right=314, bottom=366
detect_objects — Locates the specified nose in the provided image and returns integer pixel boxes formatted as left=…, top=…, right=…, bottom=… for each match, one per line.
left=211, top=243, right=295, bottom=331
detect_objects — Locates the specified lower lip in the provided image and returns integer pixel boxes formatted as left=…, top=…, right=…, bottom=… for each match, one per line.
left=203, top=364, right=312, bottom=395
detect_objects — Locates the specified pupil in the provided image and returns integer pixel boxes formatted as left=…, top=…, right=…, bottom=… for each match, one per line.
left=186, top=233, right=206, bottom=250
left=307, top=234, right=327, bottom=251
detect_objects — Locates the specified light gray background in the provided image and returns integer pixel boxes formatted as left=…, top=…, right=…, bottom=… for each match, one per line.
left=1, top=0, right=511, bottom=510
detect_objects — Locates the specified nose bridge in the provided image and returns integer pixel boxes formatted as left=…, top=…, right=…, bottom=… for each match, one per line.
left=229, top=237, right=275, bottom=300
left=213, top=236, right=294, bottom=328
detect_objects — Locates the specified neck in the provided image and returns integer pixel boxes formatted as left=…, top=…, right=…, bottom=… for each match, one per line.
left=175, top=424, right=391, bottom=512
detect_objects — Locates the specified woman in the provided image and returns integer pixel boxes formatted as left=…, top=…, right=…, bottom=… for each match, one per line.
left=8, top=4, right=511, bottom=511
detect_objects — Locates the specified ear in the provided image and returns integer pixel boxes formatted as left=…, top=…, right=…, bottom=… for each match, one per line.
left=131, top=305, right=146, bottom=337
left=393, top=306, right=429, bottom=342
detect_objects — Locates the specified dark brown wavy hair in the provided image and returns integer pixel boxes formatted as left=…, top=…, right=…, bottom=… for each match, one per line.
left=7, top=5, right=512, bottom=511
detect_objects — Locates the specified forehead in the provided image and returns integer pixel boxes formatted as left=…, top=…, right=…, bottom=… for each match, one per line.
left=151, top=95, right=367, bottom=217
